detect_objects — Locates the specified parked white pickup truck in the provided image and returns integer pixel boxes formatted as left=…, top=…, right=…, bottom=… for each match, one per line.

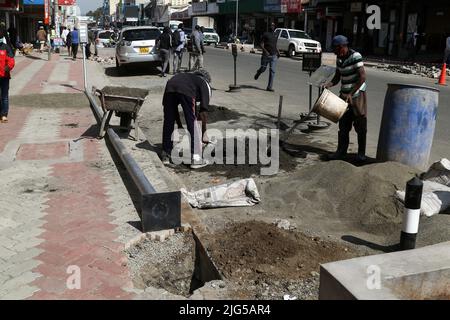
left=275, top=28, right=322, bottom=58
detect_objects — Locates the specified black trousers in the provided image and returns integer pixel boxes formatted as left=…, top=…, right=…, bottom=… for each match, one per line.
left=71, top=44, right=79, bottom=59
left=338, top=108, right=367, bottom=155
left=162, top=92, right=201, bottom=157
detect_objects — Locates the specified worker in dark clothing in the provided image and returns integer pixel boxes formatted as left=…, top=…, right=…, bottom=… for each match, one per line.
left=161, top=70, right=212, bottom=169
left=156, top=26, right=172, bottom=77
left=254, top=22, right=280, bottom=92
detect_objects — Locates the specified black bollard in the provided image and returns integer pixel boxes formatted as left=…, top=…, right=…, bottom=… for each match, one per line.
left=400, top=177, right=423, bottom=250
left=277, top=95, right=283, bottom=130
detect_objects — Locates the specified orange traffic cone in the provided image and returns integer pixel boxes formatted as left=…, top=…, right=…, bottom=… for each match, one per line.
left=438, top=63, right=447, bottom=86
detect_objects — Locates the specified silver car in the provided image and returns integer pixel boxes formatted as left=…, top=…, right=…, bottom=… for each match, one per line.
left=115, top=26, right=161, bottom=73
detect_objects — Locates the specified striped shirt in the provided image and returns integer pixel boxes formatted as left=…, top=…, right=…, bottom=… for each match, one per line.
left=336, top=49, right=367, bottom=97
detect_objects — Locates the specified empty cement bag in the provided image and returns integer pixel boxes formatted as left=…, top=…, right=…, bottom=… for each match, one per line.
left=181, top=178, right=261, bottom=209
left=421, top=158, right=450, bottom=187
left=395, top=159, right=450, bottom=217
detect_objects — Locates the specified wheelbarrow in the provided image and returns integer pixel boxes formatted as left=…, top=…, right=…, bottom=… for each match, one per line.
left=93, top=86, right=149, bottom=140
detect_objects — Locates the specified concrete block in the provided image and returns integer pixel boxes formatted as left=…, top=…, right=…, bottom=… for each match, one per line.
left=319, top=241, right=450, bottom=300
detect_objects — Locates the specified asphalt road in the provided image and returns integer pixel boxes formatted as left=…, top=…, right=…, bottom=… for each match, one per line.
left=98, top=46, right=450, bottom=163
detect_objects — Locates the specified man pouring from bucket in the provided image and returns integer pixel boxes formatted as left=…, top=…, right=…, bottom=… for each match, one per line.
left=325, top=35, right=367, bottom=162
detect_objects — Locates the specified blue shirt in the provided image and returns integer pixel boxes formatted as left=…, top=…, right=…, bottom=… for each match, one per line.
left=71, top=30, right=79, bottom=44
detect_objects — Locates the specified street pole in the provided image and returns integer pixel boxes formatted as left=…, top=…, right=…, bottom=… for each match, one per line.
left=82, top=43, right=87, bottom=90
left=235, top=0, right=239, bottom=42
left=304, top=9, right=308, bottom=31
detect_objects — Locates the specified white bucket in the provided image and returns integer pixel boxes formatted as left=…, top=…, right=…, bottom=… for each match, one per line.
left=312, top=88, right=348, bottom=123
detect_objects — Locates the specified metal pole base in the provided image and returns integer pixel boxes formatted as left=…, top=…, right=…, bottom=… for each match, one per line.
left=308, top=121, right=331, bottom=131
left=400, top=231, right=417, bottom=251
left=228, top=85, right=241, bottom=92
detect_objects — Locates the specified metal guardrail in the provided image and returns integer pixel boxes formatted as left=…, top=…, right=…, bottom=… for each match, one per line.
left=85, top=87, right=181, bottom=233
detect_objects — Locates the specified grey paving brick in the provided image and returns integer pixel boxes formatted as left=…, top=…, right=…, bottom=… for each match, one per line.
left=0, top=285, right=39, bottom=300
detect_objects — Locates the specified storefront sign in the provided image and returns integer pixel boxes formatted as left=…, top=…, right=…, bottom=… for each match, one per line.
left=58, top=0, right=76, bottom=5
left=325, top=6, right=343, bottom=17
left=281, top=0, right=301, bottom=13
left=192, top=1, right=207, bottom=13
left=264, top=0, right=280, bottom=13
left=0, top=0, right=19, bottom=10
left=302, top=52, right=322, bottom=72
left=350, top=2, right=362, bottom=13
left=44, top=0, right=50, bottom=25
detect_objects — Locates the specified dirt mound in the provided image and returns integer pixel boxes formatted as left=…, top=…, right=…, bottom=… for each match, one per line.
left=205, top=221, right=358, bottom=299
left=258, top=161, right=418, bottom=236
left=207, top=221, right=357, bottom=281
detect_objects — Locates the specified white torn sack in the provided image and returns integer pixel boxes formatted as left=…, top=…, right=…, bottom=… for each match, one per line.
left=181, top=178, right=261, bottom=209
left=396, top=159, right=450, bottom=217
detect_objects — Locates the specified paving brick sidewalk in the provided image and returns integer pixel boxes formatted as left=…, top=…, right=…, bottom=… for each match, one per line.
left=0, top=52, right=141, bottom=299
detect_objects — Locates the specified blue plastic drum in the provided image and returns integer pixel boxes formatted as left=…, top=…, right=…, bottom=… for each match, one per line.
left=376, top=84, right=439, bottom=171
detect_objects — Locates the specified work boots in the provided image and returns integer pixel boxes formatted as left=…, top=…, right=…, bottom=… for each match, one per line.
left=356, top=133, right=367, bottom=162
left=328, top=131, right=349, bottom=160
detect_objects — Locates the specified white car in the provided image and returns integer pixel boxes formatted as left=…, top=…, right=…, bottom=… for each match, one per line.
left=115, top=26, right=161, bottom=74
left=275, top=28, right=322, bottom=58
left=96, top=30, right=116, bottom=48
left=202, top=27, right=220, bottom=46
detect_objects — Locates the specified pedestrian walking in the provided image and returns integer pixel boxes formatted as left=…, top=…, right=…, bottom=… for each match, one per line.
left=50, top=26, right=56, bottom=52
left=70, top=27, right=80, bottom=60
left=325, top=35, right=368, bottom=162
left=190, top=25, right=205, bottom=71
left=172, top=23, right=186, bottom=74
left=36, top=26, right=47, bottom=53
left=161, top=70, right=212, bottom=169
left=254, top=22, right=280, bottom=92
left=85, top=28, right=94, bottom=60
left=444, top=34, right=450, bottom=65
left=156, top=26, right=172, bottom=77
left=66, top=28, right=72, bottom=57
left=0, top=26, right=15, bottom=123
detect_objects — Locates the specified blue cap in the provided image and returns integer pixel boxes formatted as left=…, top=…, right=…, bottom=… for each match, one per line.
left=332, top=35, right=348, bottom=47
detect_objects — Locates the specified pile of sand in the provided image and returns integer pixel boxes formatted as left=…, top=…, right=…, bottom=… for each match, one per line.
left=259, top=161, right=419, bottom=236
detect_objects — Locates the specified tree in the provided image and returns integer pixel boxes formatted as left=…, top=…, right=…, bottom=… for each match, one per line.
left=86, top=7, right=103, bottom=22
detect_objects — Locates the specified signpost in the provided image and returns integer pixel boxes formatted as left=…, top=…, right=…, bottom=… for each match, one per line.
left=80, top=23, right=88, bottom=91
left=229, top=44, right=241, bottom=92
left=302, top=52, right=322, bottom=113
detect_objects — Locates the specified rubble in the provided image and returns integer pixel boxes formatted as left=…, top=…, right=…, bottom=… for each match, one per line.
left=273, top=218, right=297, bottom=231
left=94, top=56, right=115, bottom=65
left=371, top=62, right=446, bottom=79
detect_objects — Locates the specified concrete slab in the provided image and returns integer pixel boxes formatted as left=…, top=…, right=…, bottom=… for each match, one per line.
left=319, top=241, right=450, bottom=300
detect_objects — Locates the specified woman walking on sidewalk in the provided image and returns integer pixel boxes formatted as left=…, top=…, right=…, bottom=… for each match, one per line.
left=0, top=27, right=15, bottom=123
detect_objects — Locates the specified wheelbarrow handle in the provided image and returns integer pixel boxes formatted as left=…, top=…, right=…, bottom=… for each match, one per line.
left=92, top=87, right=108, bottom=113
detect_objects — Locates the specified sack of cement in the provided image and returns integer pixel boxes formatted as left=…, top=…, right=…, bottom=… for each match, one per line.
left=421, top=158, right=450, bottom=187
left=396, top=159, right=450, bottom=217
left=181, top=178, right=261, bottom=209
left=396, top=181, right=450, bottom=217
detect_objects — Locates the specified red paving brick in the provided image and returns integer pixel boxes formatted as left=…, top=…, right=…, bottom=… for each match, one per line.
left=20, top=61, right=57, bottom=95
left=67, top=58, right=85, bottom=94
left=5, top=54, right=135, bottom=300
left=16, top=142, right=69, bottom=160
left=31, top=148, right=134, bottom=299
left=0, top=108, right=31, bottom=153
left=60, top=109, right=95, bottom=139
left=11, top=57, right=34, bottom=78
